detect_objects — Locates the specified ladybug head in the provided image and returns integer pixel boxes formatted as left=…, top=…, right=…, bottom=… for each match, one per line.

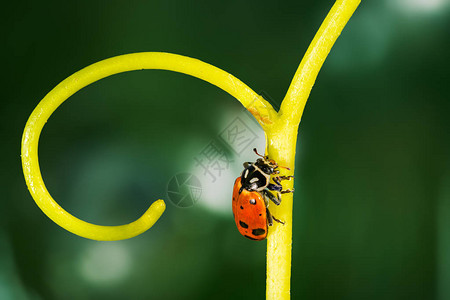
left=259, top=163, right=274, bottom=175
left=254, top=158, right=276, bottom=175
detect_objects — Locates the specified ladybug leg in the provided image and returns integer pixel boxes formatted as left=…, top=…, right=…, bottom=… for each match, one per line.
left=266, top=208, right=274, bottom=226
left=263, top=184, right=282, bottom=204
left=267, top=183, right=281, bottom=191
left=262, top=189, right=281, bottom=206
left=266, top=208, right=285, bottom=226
left=271, top=188, right=294, bottom=204
left=272, top=176, right=282, bottom=186
left=272, top=215, right=285, bottom=225
left=281, top=188, right=295, bottom=194
left=272, top=175, right=294, bottom=186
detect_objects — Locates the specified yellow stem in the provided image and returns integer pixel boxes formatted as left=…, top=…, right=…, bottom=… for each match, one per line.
left=267, top=1, right=360, bottom=299
left=265, top=124, right=297, bottom=300
left=280, top=0, right=361, bottom=126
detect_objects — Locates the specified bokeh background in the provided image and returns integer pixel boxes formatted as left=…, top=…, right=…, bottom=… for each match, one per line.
left=2, top=0, right=450, bottom=299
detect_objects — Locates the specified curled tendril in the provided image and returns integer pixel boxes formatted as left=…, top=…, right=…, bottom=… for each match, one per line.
left=21, top=52, right=276, bottom=241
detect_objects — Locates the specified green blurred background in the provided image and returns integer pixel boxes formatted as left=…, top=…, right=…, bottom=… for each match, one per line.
left=2, top=0, right=450, bottom=299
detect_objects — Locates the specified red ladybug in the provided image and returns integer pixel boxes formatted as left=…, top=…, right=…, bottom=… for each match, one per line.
left=232, top=149, right=293, bottom=241
left=232, top=177, right=268, bottom=240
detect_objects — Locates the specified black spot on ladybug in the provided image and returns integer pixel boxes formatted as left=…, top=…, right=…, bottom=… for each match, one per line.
left=240, top=206, right=244, bottom=210
left=249, top=199, right=256, bottom=205
left=244, top=235, right=258, bottom=240
left=239, top=186, right=244, bottom=194
left=239, top=221, right=249, bottom=228
left=259, top=214, right=262, bottom=216
left=252, top=228, right=266, bottom=236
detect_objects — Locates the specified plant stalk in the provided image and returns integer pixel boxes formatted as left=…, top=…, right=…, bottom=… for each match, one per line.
left=265, top=124, right=298, bottom=300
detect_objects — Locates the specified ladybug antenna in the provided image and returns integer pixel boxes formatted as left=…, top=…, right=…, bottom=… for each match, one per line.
left=252, top=148, right=290, bottom=170
left=253, top=148, right=286, bottom=168
left=253, top=148, right=266, bottom=158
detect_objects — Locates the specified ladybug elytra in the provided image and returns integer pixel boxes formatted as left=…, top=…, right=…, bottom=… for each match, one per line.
left=232, top=149, right=294, bottom=241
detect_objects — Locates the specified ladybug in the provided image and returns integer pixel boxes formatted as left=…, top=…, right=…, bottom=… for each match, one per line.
left=232, top=149, right=294, bottom=241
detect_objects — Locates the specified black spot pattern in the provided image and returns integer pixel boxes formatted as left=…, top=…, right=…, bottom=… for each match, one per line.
left=239, top=221, right=249, bottom=228
left=252, top=228, right=266, bottom=236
